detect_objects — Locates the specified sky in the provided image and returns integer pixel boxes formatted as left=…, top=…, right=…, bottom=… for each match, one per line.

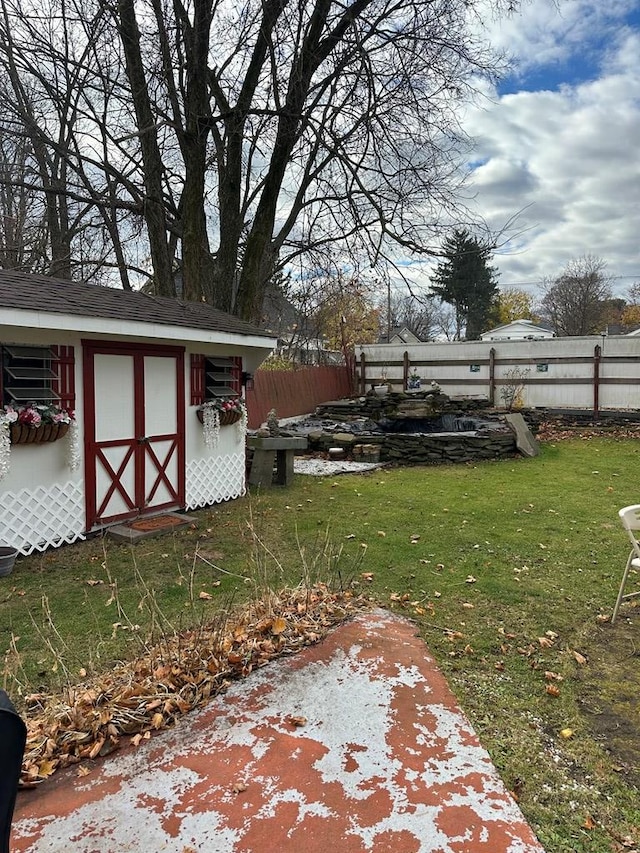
left=458, top=0, right=640, bottom=301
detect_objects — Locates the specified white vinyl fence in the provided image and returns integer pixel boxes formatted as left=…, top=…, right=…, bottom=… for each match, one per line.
left=357, top=335, right=640, bottom=412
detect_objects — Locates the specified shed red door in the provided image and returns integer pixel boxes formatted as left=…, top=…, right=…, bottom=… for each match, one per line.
left=83, top=342, right=185, bottom=530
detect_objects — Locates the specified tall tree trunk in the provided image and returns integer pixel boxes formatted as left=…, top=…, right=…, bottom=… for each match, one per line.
left=117, top=0, right=174, bottom=297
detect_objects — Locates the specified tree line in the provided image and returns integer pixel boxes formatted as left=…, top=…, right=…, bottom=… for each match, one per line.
left=0, top=0, right=522, bottom=322
left=262, top=230, right=638, bottom=368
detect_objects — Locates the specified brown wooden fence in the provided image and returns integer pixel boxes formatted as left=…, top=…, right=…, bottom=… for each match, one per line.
left=245, top=365, right=353, bottom=428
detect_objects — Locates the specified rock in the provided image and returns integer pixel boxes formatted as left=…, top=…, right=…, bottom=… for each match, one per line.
left=504, top=413, right=540, bottom=457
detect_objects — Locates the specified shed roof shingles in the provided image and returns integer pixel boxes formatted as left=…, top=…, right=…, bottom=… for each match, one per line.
left=0, top=270, right=273, bottom=339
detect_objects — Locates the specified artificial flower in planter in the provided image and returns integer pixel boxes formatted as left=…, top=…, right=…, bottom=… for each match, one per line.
left=8, top=403, right=74, bottom=440
left=407, top=369, right=421, bottom=391
left=197, top=398, right=247, bottom=449
left=0, top=403, right=79, bottom=480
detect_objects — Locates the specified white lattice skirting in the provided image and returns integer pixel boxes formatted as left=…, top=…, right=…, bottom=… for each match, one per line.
left=186, top=452, right=245, bottom=510
left=0, top=482, right=86, bottom=555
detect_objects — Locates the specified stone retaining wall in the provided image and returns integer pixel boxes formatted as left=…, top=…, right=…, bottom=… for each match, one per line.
left=307, top=428, right=517, bottom=465
left=380, top=432, right=517, bottom=465
left=315, top=392, right=494, bottom=422
left=291, top=391, right=522, bottom=467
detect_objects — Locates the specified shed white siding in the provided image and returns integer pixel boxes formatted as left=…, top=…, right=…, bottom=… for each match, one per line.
left=1, top=327, right=274, bottom=554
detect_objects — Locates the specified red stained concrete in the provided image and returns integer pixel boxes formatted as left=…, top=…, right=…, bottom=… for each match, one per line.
left=11, top=610, right=545, bottom=852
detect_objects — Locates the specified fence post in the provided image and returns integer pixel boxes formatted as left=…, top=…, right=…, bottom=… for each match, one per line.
left=593, top=344, right=601, bottom=419
left=489, top=347, right=496, bottom=406
left=360, top=352, right=366, bottom=395
left=403, top=351, right=409, bottom=391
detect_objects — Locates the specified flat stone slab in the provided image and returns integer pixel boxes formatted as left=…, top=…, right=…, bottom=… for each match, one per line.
left=247, top=437, right=308, bottom=450
left=12, top=611, right=544, bottom=853
left=505, top=413, right=540, bottom=457
left=106, top=513, right=197, bottom=544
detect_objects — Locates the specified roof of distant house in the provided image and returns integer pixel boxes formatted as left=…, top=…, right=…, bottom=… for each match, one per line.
left=483, top=319, right=554, bottom=335
left=379, top=326, right=422, bottom=344
left=0, top=269, right=274, bottom=338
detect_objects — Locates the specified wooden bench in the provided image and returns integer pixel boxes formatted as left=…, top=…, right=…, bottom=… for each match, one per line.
left=247, top=437, right=308, bottom=487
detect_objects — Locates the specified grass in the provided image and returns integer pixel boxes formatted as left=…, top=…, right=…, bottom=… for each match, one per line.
left=2, top=437, right=640, bottom=852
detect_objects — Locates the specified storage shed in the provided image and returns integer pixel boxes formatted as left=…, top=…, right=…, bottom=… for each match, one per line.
left=0, top=271, right=276, bottom=554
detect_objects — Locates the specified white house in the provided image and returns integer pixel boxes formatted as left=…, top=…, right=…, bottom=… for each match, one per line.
left=480, top=319, right=555, bottom=342
left=0, top=271, right=276, bottom=554
left=379, top=327, right=423, bottom=345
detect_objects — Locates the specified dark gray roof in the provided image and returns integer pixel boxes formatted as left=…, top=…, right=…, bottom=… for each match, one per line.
left=0, top=270, right=274, bottom=339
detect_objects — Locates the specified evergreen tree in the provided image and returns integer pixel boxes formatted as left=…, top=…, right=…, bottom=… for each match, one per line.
left=430, top=230, right=500, bottom=339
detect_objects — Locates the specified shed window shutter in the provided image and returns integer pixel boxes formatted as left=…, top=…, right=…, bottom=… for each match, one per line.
left=190, top=354, right=205, bottom=406
left=191, top=354, right=242, bottom=404
left=51, top=346, right=76, bottom=411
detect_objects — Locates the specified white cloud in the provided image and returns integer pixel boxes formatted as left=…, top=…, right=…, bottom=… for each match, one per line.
left=460, top=9, right=640, bottom=298
left=484, top=0, right=637, bottom=76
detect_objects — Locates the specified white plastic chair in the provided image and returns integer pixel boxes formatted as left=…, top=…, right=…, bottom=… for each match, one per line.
left=612, top=505, right=640, bottom=623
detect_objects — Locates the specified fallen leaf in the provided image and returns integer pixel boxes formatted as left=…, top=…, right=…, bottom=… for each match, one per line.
left=286, top=715, right=307, bottom=727
left=88, top=738, right=105, bottom=759
left=572, top=650, right=587, bottom=665
left=85, top=579, right=104, bottom=586
left=544, top=671, right=563, bottom=682
left=377, top=531, right=386, bottom=537
left=232, top=781, right=248, bottom=794
left=77, top=765, right=90, bottom=777
left=560, top=728, right=573, bottom=739
left=545, top=684, right=561, bottom=697
left=582, top=815, right=596, bottom=830
left=271, top=616, right=287, bottom=634
left=38, top=759, right=57, bottom=778
left=198, top=591, right=213, bottom=600
left=462, top=602, right=475, bottom=609
left=538, top=636, right=555, bottom=648
left=465, top=575, right=477, bottom=584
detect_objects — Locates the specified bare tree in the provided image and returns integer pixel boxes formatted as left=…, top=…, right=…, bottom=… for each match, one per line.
left=0, top=0, right=521, bottom=319
left=385, top=292, right=442, bottom=341
left=539, top=255, right=614, bottom=336
left=0, top=1, right=150, bottom=286
left=0, top=128, right=48, bottom=270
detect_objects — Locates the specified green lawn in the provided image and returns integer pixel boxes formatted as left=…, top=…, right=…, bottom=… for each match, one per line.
left=2, top=437, right=640, bottom=852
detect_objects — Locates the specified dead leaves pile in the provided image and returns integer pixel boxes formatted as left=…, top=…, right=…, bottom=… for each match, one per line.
left=537, top=421, right=640, bottom=442
left=19, top=583, right=370, bottom=786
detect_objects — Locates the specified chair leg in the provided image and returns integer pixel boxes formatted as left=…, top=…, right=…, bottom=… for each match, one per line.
left=612, top=554, right=633, bottom=624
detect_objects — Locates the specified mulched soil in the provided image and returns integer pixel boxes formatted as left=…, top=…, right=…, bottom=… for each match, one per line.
left=537, top=420, right=640, bottom=442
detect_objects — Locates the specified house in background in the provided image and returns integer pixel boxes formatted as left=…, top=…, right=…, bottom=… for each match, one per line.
left=378, top=326, right=423, bottom=345
left=0, top=271, right=276, bottom=554
left=479, top=319, right=555, bottom=342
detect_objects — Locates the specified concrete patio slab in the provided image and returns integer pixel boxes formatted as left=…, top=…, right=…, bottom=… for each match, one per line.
left=11, top=610, right=545, bottom=852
